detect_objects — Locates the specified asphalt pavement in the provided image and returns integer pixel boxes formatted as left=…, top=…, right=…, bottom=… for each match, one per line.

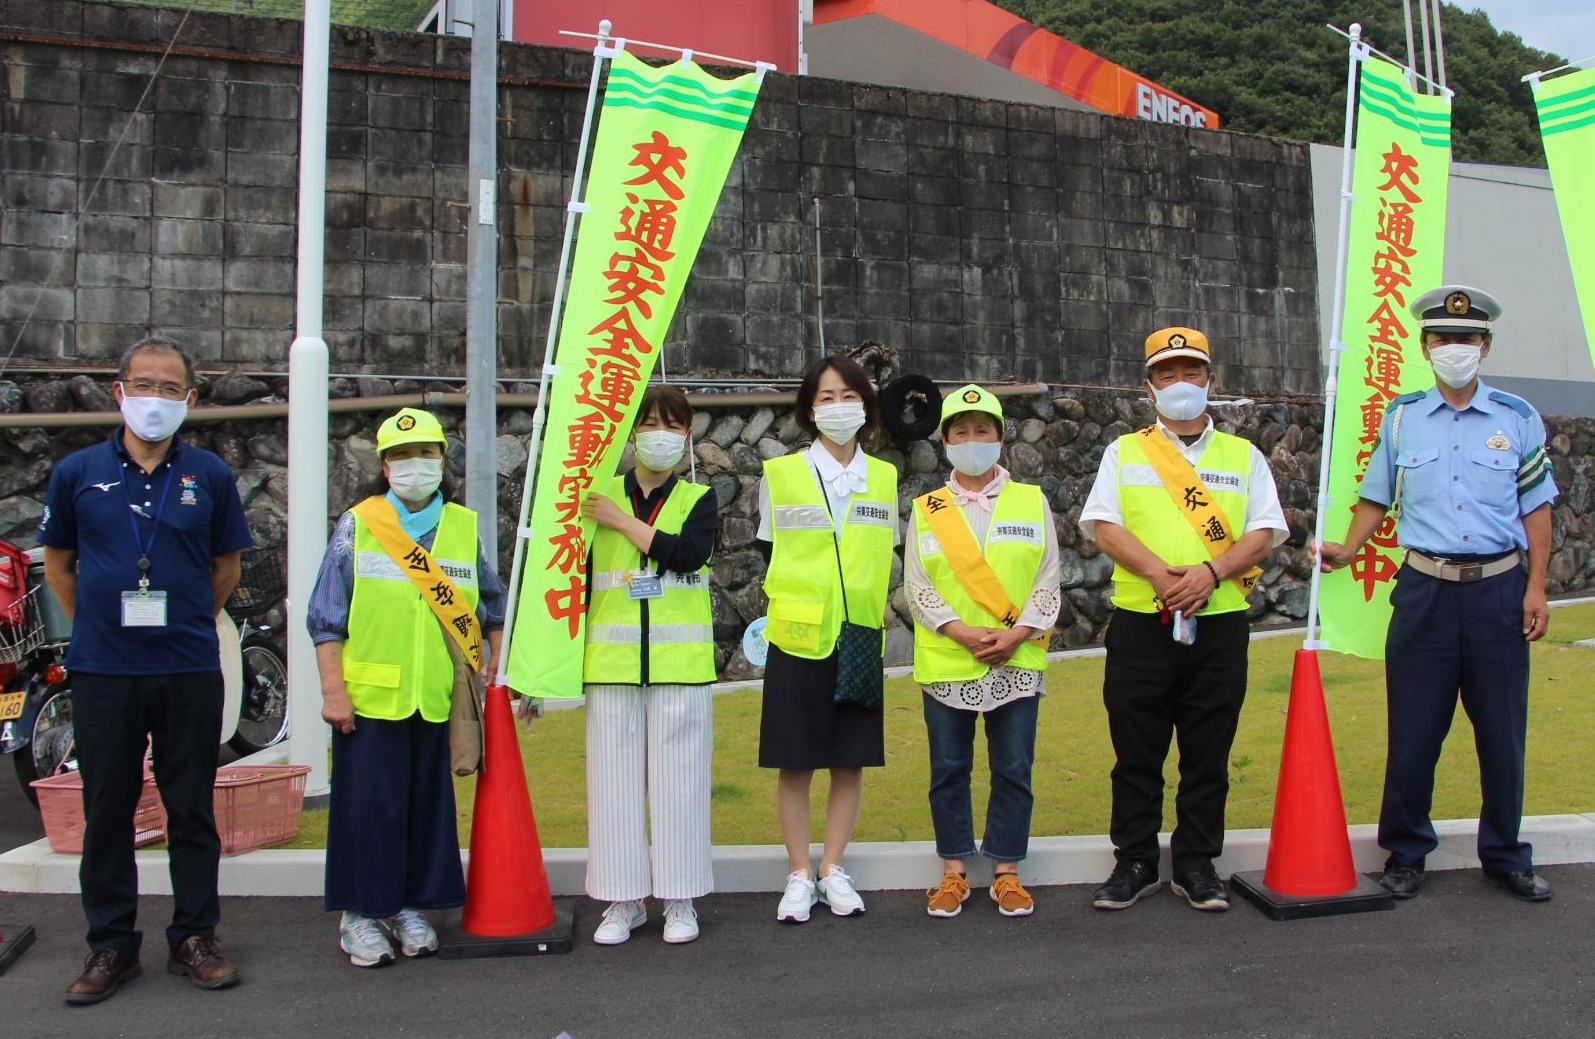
left=3, top=855, right=1593, bottom=1038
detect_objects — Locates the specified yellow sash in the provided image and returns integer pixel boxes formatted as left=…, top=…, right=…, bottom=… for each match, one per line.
left=351, top=497, right=484, bottom=671
left=1133, top=427, right=1262, bottom=599
left=914, top=487, right=1049, bottom=645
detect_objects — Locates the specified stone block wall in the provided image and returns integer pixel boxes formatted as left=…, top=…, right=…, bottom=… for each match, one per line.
left=5, top=375, right=1592, bottom=674
left=2, top=2, right=1321, bottom=394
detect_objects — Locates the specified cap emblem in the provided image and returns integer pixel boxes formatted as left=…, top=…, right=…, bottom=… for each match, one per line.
left=1445, top=291, right=1471, bottom=315
left=961, top=389, right=981, bottom=404
left=1169, top=333, right=1187, bottom=349
left=396, top=414, right=416, bottom=431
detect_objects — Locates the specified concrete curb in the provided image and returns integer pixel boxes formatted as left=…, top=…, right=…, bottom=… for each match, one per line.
left=5, top=814, right=1595, bottom=897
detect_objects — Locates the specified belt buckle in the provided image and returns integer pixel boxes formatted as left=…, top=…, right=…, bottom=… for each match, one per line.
left=1455, top=563, right=1484, bottom=582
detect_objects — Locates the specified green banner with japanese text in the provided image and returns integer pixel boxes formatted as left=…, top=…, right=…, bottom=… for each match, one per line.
left=506, top=51, right=761, bottom=697
left=1320, top=57, right=1451, bottom=660
left=1532, top=67, right=1595, bottom=373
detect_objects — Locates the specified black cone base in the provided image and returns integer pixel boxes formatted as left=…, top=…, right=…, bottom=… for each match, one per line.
left=436, top=897, right=576, bottom=958
left=0, top=923, right=36, bottom=976
left=1230, top=870, right=1395, bottom=921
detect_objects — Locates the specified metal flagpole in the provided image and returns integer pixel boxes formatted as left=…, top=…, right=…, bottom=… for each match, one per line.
left=1402, top=0, right=1417, bottom=76
left=464, top=0, right=501, bottom=561
left=493, top=21, right=618, bottom=689
left=1416, top=0, right=1434, bottom=94
left=1430, top=0, right=1447, bottom=92
left=1304, top=23, right=1368, bottom=651
left=285, top=0, right=332, bottom=794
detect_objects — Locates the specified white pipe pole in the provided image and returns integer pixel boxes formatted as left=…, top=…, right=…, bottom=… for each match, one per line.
left=286, top=0, right=332, bottom=795
left=1416, top=0, right=1434, bottom=94
left=1431, top=0, right=1448, bottom=91
left=493, top=21, right=616, bottom=688
left=464, top=0, right=500, bottom=560
left=1402, top=0, right=1417, bottom=75
left=1304, top=23, right=1366, bottom=652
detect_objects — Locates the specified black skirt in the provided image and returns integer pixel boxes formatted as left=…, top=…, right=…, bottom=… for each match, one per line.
left=758, top=645, right=886, bottom=769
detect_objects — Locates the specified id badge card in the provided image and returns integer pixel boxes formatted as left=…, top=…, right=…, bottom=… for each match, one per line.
left=121, top=589, right=168, bottom=627
left=626, top=571, right=665, bottom=600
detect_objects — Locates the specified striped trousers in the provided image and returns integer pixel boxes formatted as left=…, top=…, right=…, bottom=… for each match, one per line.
left=584, top=684, right=715, bottom=902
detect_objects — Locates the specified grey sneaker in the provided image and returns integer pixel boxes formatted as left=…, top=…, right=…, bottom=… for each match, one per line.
left=339, top=912, right=395, bottom=969
left=382, top=908, right=439, bottom=957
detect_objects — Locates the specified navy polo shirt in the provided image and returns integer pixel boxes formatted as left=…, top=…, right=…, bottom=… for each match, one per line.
left=39, top=428, right=253, bottom=675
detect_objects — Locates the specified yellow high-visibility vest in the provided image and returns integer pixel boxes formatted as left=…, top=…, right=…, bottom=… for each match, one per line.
left=584, top=475, right=716, bottom=685
left=761, top=451, right=897, bottom=659
left=912, top=481, right=1050, bottom=683
left=346, top=502, right=480, bottom=721
left=1112, top=430, right=1252, bottom=615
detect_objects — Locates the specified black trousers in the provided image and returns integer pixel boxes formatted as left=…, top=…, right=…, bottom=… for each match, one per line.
left=1102, top=609, right=1249, bottom=872
left=72, top=670, right=223, bottom=955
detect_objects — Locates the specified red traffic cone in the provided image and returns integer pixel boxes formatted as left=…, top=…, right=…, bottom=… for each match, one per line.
left=1230, top=649, right=1393, bottom=919
left=459, top=682, right=557, bottom=937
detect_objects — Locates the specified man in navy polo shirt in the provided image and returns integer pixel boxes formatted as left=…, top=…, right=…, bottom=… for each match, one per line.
left=40, top=336, right=253, bottom=1004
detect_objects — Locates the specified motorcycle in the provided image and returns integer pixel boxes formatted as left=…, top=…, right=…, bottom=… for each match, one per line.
left=0, top=541, right=290, bottom=807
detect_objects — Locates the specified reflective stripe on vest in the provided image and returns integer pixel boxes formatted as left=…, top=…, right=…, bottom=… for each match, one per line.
left=1112, top=431, right=1251, bottom=615
left=761, top=452, right=898, bottom=660
left=582, top=476, right=716, bottom=685
left=913, top=482, right=1050, bottom=684
left=346, top=502, right=480, bottom=722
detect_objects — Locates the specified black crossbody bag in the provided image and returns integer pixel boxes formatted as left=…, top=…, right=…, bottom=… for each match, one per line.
left=813, top=464, right=885, bottom=710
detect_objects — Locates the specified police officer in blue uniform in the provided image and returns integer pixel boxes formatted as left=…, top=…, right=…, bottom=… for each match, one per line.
left=1319, top=286, right=1557, bottom=902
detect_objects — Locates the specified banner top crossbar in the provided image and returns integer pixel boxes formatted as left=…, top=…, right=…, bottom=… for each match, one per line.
left=1327, top=23, right=1454, bottom=98
left=1523, top=55, right=1595, bottom=84
left=558, top=28, right=774, bottom=73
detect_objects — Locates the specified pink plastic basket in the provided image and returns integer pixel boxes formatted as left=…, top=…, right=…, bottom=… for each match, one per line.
left=212, top=764, right=311, bottom=856
left=33, top=769, right=166, bottom=854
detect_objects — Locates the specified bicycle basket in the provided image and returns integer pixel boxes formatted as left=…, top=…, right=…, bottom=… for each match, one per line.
left=0, top=586, right=46, bottom=664
left=226, top=545, right=287, bottom=619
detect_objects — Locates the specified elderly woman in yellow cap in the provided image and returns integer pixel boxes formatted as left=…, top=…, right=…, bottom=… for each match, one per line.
left=907, top=385, right=1060, bottom=919
left=307, top=407, right=506, bottom=968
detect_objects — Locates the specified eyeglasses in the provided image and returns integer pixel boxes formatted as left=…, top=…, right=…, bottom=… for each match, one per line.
left=120, top=380, right=190, bottom=400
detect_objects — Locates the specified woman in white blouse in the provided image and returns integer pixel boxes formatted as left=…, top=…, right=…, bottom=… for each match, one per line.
left=905, top=385, right=1060, bottom=918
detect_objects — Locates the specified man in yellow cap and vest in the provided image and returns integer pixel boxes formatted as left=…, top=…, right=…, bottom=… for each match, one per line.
left=308, top=407, right=507, bottom=967
left=1080, top=328, right=1286, bottom=912
left=907, top=385, right=1061, bottom=919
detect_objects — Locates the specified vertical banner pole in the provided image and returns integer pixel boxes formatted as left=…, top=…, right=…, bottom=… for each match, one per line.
left=465, top=0, right=502, bottom=560
left=1304, top=24, right=1365, bottom=651
left=285, top=0, right=332, bottom=794
left=494, top=21, right=616, bottom=687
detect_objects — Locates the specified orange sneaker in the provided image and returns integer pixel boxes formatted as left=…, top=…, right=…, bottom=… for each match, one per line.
left=990, top=873, right=1035, bottom=917
left=925, top=871, right=971, bottom=918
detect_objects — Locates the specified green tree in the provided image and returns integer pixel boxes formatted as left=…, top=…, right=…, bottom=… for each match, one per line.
left=995, top=1, right=1567, bottom=165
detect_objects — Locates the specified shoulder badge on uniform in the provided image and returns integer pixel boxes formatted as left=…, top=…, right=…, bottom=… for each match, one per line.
left=1487, top=390, right=1535, bottom=419
left=1388, top=390, right=1426, bottom=411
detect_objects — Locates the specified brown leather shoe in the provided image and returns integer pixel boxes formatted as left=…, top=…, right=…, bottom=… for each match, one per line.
left=64, top=949, right=142, bottom=1005
left=167, top=935, right=240, bottom=990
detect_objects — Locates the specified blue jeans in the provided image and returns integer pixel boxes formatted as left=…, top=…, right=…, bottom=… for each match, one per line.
left=922, top=692, right=1039, bottom=862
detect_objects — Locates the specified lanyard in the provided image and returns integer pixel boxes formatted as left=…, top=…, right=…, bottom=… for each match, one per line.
left=119, top=459, right=177, bottom=589
left=629, top=480, right=672, bottom=572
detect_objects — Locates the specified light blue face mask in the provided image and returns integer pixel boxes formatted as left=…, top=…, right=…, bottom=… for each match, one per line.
left=944, top=439, right=1001, bottom=477
left=1150, top=379, right=1209, bottom=421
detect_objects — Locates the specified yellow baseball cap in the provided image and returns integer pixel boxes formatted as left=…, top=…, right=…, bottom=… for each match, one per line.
left=376, top=407, right=447, bottom=453
left=940, top=383, right=1004, bottom=428
left=1144, top=326, right=1212, bottom=368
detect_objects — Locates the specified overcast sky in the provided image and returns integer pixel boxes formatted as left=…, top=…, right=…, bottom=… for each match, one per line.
left=1457, top=2, right=1594, bottom=63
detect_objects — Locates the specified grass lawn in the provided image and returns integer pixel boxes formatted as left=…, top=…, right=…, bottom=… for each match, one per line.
left=285, top=603, right=1595, bottom=850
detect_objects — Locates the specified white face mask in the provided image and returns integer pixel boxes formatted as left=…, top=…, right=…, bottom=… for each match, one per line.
left=1429, top=343, right=1482, bottom=389
left=944, top=440, right=1001, bottom=477
left=634, top=430, right=686, bottom=472
left=813, top=401, right=867, bottom=445
left=387, top=457, right=444, bottom=502
left=118, top=390, right=188, bottom=442
left=1149, top=379, right=1209, bottom=422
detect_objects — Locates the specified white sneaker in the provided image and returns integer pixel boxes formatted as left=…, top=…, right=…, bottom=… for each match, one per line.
left=592, top=899, right=647, bottom=945
left=776, top=870, right=818, bottom=924
left=662, top=899, right=699, bottom=944
left=382, top=908, right=438, bottom=958
left=817, top=865, right=866, bottom=917
left=339, top=912, right=395, bottom=968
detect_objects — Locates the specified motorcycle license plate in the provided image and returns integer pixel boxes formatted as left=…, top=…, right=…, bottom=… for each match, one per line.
left=0, top=690, right=24, bottom=722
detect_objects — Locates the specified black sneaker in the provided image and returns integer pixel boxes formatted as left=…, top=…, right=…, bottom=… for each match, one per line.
left=1484, top=868, right=1551, bottom=903
left=1092, top=860, right=1160, bottom=910
left=1379, top=862, right=1426, bottom=899
left=1171, top=864, right=1230, bottom=911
